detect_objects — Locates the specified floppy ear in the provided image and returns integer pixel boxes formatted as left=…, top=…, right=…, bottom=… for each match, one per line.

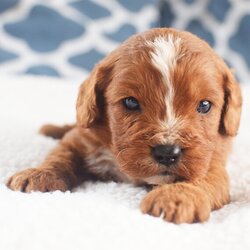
left=76, top=61, right=114, bottom=128
left=219, top=71, right=242, bottom=136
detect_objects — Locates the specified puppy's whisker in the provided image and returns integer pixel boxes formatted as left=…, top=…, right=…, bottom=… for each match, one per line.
left=126, top=118, right=139, bottom=129
left=115, top=148, right=129, bottom=161
left=115, top=147, right=139, bottom=161
left=180, top=164, right=191, bottom=178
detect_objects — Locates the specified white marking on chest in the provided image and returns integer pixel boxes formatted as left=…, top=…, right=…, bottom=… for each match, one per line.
left=85, top=148, right=129, bottom=182
left=147, top=35, right=183, bottom=128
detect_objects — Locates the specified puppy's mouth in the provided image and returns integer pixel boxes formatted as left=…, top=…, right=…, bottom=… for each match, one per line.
left=161, top=170, right=173, bottom=176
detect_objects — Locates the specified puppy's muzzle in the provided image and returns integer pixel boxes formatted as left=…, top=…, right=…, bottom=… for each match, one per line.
left=152, top=144, right=182, bottom=167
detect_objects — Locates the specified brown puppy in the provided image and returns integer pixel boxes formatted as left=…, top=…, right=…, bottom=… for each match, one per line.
left=7, top=28, right=242, bottom=224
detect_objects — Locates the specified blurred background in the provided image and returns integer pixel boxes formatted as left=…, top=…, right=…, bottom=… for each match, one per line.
left=0, top=0, right=249, bottom=83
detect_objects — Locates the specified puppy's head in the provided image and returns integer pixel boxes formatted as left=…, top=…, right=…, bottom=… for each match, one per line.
left=77, top=28, right=242, bottom=185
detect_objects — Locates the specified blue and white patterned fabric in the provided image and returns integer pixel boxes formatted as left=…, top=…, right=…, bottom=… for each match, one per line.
left=0, top=0, right=250, bottom=83
left=161, top=0, right=250, bottom=83
left=0, top=0, right=157, bottom=78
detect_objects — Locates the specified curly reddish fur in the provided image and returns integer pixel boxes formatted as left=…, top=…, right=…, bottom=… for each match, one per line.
left=7, top=28, right=242, bottom=224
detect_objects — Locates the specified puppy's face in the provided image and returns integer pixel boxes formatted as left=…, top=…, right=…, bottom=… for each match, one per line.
left=77, top=28, right=242, bottom=185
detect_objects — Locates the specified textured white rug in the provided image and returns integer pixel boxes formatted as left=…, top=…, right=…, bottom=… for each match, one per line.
left=0, top=75, right=249, bottom=250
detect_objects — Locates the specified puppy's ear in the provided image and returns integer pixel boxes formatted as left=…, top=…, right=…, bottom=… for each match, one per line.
left=219, top=71, right=242, bottom=136
left=76, top=60, right=114, bottom=128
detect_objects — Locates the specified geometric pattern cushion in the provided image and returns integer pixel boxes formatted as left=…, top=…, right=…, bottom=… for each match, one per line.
left=0, top=0, right=249, bottom=84
left=0, top=0, right=158, bottom=79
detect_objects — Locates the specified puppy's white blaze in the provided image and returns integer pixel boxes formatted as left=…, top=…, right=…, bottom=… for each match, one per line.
left=147, top=35, right=182, bottom=127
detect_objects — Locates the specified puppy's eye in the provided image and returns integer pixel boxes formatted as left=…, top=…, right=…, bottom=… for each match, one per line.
left=197, top=100, right=212, bottom=114
left=123, top=97, right=140, bottom=111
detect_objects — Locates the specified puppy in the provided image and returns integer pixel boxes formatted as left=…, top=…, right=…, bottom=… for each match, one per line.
left=7, top=28, right=242, bottom=224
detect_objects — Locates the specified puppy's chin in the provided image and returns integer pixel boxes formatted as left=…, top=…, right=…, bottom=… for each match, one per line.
left=143, top=174, right=176, bottom=185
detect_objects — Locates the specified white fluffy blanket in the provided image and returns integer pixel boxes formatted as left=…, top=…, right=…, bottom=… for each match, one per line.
left=0, top=75, right=249, bottom=250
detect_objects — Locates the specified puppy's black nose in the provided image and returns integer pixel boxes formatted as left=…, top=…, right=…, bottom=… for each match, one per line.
left=152, top=144, right=182, bottom=167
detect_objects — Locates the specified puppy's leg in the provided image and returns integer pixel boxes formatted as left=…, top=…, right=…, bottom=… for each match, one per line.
left=7, top=129, right=89, bottom=192
left=39, top=124, right=75, bottom=139
left=140, top=164, right=229, bottom=223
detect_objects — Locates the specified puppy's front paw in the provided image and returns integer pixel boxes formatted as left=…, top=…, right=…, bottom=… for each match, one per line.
left=140, top=184, right=211, bottom=224
left=7, top=168, right=71, bottom=192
